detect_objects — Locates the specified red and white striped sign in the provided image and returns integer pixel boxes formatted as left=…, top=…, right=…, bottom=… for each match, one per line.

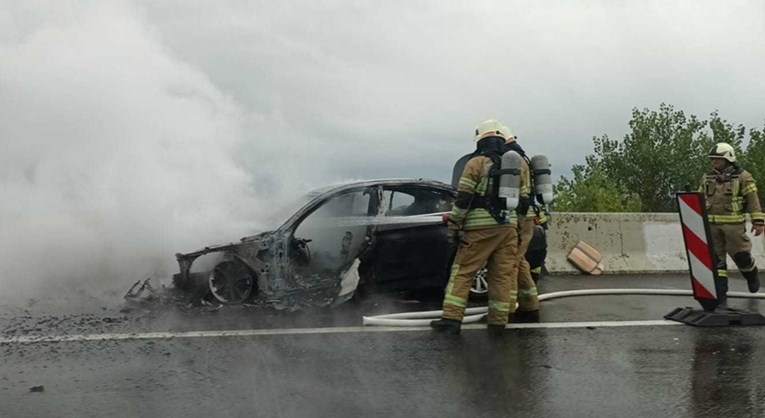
left=676, top=192, right=717, bottom=300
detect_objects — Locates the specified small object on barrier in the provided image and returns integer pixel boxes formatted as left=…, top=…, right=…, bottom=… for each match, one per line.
left=664, top=307, right=765, bottom=327
left=567, top=241, right=605, bottom=275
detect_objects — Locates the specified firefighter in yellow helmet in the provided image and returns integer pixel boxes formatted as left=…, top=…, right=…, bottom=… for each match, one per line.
left=501, top=124, right=540, bottom=322
left=430, top=119, right=519, bottom=334
left=702, top=142, right=764, bottom=308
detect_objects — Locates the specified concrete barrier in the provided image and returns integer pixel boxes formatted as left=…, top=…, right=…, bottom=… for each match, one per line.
left=546, top=213, right=765, bottom=274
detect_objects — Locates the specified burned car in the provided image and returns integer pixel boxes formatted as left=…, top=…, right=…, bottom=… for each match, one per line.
left=172, top=179, right=546, bottom=309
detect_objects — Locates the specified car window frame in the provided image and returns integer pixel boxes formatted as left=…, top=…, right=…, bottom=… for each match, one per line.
left=286, top=186, right=378, bottom=237
left=379, top=184, right=456, bottom=217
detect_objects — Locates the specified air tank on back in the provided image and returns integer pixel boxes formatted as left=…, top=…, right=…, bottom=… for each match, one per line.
left=499, top=150, right=523, bottom=211
left=530, top=155, right=554, bottom=205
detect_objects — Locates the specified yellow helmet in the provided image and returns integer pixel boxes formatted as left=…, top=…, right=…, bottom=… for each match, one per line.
left=474, top=119, right=505, bottom=141
left=708, top=142, right=736, bottom=163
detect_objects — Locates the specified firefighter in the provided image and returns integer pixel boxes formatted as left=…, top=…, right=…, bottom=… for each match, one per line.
left=430, top=119, right=519, bottom=334
left=501, top=125, right=540, bottom=322
left=702, top=142, right=764, bottom=308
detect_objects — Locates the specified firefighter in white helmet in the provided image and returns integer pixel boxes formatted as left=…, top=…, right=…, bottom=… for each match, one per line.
left=702, top=142, right=764, bottom=308
left=430, top=119, right=519, bottom=334
left=500, top=124, right=540, bottom=322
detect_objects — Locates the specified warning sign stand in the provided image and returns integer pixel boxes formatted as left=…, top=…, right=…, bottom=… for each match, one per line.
left=664, top=307, right=765, bottom=326
left=664, top=192, right=765, bottom=326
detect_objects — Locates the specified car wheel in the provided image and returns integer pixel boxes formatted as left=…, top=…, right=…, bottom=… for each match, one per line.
left=470, top=266, right=488, bottom=298
left=209, top=260, right=255, bottom=304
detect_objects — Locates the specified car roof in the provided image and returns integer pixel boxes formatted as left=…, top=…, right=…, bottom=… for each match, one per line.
left=308, top=178, right=454, bottom=196
left=266, top=178, right=456, bottom=233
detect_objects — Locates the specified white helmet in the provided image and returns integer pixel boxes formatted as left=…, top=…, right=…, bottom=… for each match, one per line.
left=500, top=124, right=516, bottom=142
left=474, top=119, right=505, bottom=141
left=708, top=142, right=736, bottom=163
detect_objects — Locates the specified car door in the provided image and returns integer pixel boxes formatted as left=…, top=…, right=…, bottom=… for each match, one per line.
left=363, top=185, right=455, bottom=293
left=287, top=187, right=375, bottom=289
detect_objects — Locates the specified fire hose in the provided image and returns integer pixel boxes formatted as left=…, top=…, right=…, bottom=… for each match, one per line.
left=361, top=288, right=765, bottom=326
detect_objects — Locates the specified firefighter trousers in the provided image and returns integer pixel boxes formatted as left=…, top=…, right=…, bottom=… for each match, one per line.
left=514, top=216, right=540, bottom=311
left=442, top=226, right=519, bottom=326
left=709, top=223, right=758, bottom=285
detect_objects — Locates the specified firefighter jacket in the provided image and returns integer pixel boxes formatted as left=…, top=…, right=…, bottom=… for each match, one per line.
left=448, top=156, right=515, bottom=230
left=700, top=167, right=765, bottom=225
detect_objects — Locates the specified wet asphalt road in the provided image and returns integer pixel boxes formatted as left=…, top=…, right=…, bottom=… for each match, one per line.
left=2, top=274, right=765, bottom=417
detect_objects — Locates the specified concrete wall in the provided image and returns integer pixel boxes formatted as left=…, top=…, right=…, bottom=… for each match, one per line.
left=546, top=213, right=765, bottom=274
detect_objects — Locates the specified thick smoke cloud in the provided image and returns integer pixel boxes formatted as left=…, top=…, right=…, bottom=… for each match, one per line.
left=0, top=2, right=304, bottom=305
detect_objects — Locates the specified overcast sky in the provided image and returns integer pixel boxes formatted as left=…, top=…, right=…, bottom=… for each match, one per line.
left=1, top=1, right=764, bottom=302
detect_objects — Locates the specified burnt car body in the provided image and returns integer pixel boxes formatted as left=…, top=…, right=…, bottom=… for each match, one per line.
left=172, top=178, right=546, bottom=309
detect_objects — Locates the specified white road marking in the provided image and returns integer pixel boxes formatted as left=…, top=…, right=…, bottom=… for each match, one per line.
left=0, top=320, right=682, bottom=344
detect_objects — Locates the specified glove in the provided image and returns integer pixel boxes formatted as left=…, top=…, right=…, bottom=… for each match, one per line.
left=752, top=223, right=765, bottom=237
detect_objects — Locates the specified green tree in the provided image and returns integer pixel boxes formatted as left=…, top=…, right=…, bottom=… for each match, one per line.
left=707, top=111, right=745, bottom=149
left=554, top=163, right=641, bottom=212
left=554, top=104, right=759, bottom=212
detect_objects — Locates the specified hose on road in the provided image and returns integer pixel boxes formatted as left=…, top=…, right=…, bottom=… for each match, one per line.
left=361, top=288, right=765, bottom=327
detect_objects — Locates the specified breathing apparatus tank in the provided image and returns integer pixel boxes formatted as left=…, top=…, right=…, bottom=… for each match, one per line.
left=498, top=150, right=523, bottom=211
left=530, top=154, right=554, bottom=205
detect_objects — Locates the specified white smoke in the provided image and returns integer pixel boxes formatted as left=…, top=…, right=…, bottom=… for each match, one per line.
left=0, top=2, right=300, bottom=305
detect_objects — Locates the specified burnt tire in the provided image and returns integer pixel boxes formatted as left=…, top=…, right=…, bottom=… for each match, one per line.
left=209, top=260, right=255, bottom=304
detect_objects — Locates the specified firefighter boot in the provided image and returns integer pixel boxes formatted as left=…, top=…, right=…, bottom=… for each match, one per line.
left=430, top=318, right=461, bottom=334
left=743, top=268, right=760, bottom=293
left=714, top=276, right=729, bottom=311
left=732, top=253, right=760, bottom=293
left=509, top=310, right=540, bottom=323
